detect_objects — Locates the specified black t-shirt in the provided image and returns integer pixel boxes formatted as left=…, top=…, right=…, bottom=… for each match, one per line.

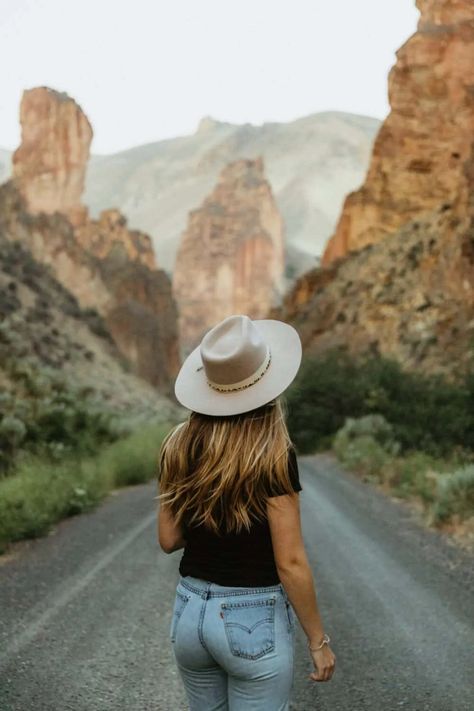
left=178, top=446, right=302, bottom=587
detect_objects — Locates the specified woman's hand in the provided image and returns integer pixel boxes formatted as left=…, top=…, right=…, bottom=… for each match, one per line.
left=308, top=644, right=336, bottom=682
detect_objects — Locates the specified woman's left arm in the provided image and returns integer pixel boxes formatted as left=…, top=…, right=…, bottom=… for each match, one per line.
left=157, top=501, right=187, bottom=553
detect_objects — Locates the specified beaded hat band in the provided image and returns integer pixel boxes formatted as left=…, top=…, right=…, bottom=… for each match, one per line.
left=205, top=346, right=271, bottom=392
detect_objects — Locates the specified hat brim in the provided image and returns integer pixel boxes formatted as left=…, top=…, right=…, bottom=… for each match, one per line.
left=174, top=319, right=302, bottom=416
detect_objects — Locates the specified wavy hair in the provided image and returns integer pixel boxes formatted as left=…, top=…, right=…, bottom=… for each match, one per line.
left=156, top=396, right=295, bottom=536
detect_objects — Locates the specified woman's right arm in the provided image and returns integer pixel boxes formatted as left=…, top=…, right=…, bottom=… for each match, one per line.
left=267, top=493, right=336, bottom=682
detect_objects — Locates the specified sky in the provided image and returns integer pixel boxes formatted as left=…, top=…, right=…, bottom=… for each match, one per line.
left=0, top=0, right=419, bottom=155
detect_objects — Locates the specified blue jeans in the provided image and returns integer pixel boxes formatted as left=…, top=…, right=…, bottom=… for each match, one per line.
left=170, top=574, right=296, bottom=710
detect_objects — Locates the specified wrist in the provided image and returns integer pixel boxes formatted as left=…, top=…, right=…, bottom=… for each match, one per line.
left=307, top=632, right=330, bottom=650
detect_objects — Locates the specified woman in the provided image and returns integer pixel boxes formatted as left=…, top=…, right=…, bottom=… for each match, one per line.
left=157, top=314, right=336, bottom=710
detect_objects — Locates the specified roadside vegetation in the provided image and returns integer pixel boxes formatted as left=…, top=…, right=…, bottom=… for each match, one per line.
left=286, top=350, right=474, bottom=533
left=0, top=356, right=175, bottom=554
left=0, top=421, right=172, bottom=554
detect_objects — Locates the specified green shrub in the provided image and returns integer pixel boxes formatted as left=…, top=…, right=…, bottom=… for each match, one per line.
left=333, top=414, right=400, bottom=453
left=285, top=352, right=366, bottom=453
left=0, top=414, right=27, bottom=447
left=0, top=457, right=108, bottom=549
left=332, top=425, right=474, bottom=523
left=332, top=414, right=400, bottom=481
left=334, top=434, right=390, bottom=481
left=380, top=451, right=442, bottom=503
left=431, top=465, right=474, bottom=523
left=0, top=421, right=173, bottom=554
left=0, top=415, right=27, bottom=472
left=0, top=369, right=123, bottom=474
left=100, top=421, right=170, bottom=487
left=286, top=350, right=474, bottom=457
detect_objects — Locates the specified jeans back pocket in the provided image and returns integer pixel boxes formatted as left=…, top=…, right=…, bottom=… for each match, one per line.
left=221, top=596, right=276, bottom=660
left=170, top=589, right=190, bottom=643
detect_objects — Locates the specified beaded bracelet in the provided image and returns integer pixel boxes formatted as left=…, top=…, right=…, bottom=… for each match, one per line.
left=307, top=633, right=330, bottom=651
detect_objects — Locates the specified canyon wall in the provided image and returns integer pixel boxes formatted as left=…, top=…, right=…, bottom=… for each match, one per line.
left=322, top=0, right=474, bottom=264
left=0, top=219, right=183, bottom=422
left=272, top=0, right=474, bottom=380
left=173, top=157, right=285, bottom=355
left=5, top=87, right=179, bottom=393
left=271, top=202, right=474, bottom=378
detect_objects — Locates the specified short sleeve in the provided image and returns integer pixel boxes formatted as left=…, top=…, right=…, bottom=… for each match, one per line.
left=288, top=446, right=302, bottom=493
left=267, top=446, right=302, bottom=497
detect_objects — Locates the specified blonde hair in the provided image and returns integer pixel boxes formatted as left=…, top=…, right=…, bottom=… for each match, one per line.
left=156, top=396, right=295, bottom=536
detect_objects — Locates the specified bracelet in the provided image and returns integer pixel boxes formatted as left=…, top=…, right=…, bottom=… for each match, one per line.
left=307, top=633, right=330, bottom=651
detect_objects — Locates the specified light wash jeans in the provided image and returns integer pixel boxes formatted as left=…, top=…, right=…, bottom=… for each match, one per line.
left=169, top=574, right=296, bottom=710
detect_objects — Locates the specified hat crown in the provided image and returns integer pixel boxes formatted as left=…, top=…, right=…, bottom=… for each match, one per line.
left=200, top=315, right=269, bottom=387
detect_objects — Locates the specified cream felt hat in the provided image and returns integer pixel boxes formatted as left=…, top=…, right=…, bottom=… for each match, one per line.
left=174, top=314, right=302, bottom=416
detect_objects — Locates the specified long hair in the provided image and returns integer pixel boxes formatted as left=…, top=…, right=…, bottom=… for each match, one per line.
left=156, top=396, right=295, bottom=536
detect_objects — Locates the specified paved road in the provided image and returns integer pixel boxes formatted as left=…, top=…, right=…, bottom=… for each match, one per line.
left=0, top=454, right=473, bottom=710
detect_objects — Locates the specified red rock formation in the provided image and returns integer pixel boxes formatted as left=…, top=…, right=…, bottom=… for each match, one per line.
left=271, top=203, right=474, bottom=379
left=270, top=0, right=474, bottom=380
left=322, top=0, right=474, bottom=265
left=172, top=157, right=285, bottom=354
left=75, top=209, right=156, bottom=269
left=0, top=209, right=183, bottom=422
left=12, top=87, right=92, bottom=226
left=6, top=87, right=180, bottom=394
left=0, top=181, right=181, bottom=393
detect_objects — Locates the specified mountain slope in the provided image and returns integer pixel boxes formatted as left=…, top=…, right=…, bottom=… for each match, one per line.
left=83, top=111, right=379, bottom=277
left=0, top=224, right=183, bottom=423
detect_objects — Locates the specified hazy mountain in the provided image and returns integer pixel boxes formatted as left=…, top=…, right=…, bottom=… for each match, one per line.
left=83, top=112, right=379, bottom=278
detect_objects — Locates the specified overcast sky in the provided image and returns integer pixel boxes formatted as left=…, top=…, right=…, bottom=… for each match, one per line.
left=0, top=0, right=419, bottom=155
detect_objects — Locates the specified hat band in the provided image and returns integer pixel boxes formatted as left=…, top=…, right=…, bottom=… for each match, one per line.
left=206, top=347, right=272, bottom=393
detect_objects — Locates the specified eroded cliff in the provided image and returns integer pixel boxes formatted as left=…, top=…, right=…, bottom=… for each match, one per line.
left=12, top=87, right=92, bottom=227
left=322, top=0, right=474, bottom=264
left=5, top=87, right=179, bottom=393
left=173, top=157, right=285, bottom=354
left=273, top=0, right=474, bottom=380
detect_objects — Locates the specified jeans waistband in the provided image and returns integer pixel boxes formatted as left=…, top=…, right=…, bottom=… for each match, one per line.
left=179, top=574, right=288, bottom=600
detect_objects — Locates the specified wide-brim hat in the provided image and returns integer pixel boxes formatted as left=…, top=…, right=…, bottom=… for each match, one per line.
left=174, top=314, right=302, bottom=416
